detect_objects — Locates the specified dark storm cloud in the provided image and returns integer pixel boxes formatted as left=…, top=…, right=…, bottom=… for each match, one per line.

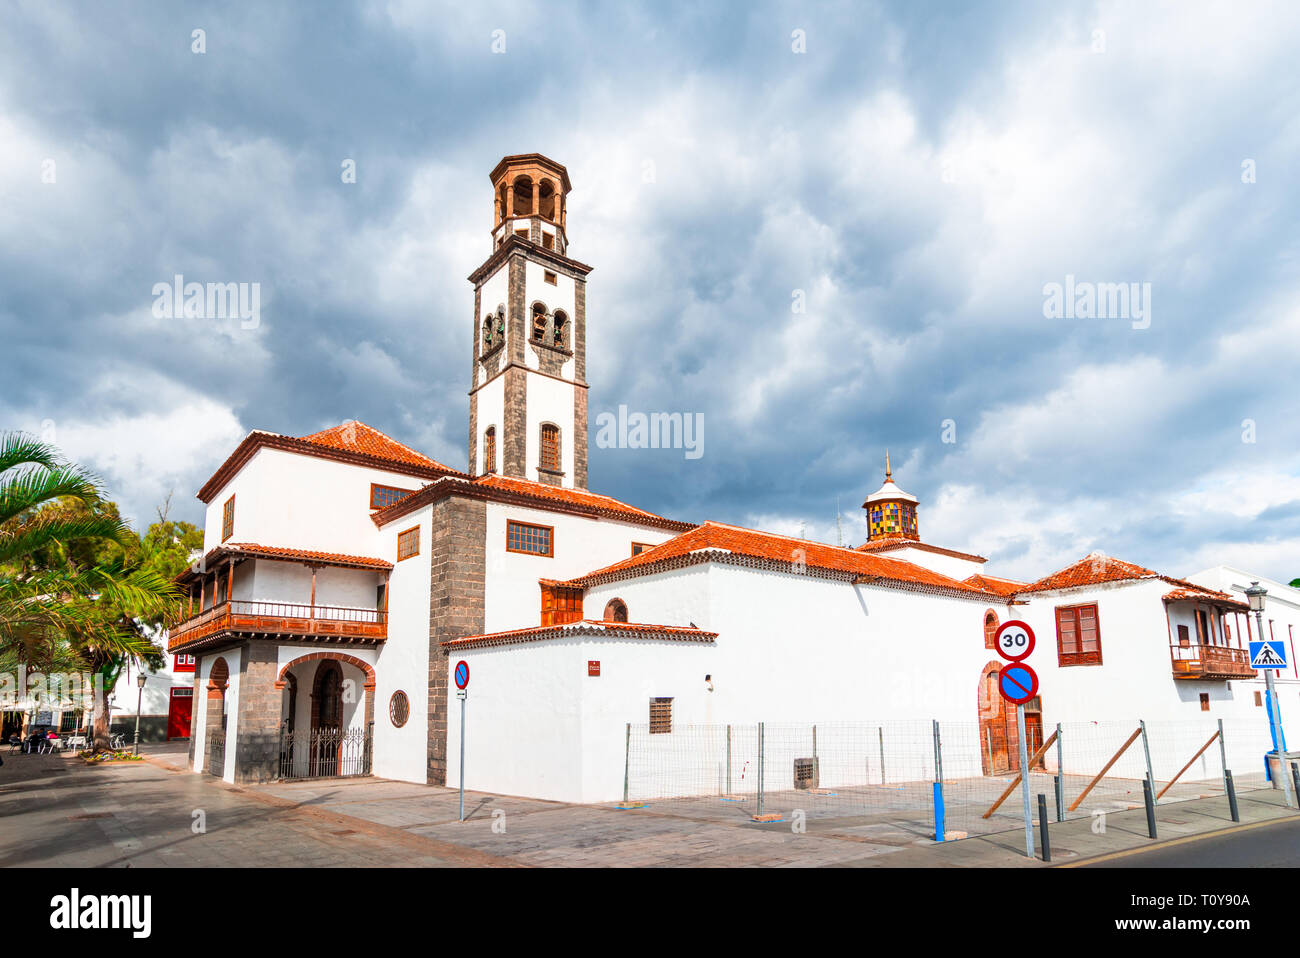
left=2, top=0, right=1298, bottom=581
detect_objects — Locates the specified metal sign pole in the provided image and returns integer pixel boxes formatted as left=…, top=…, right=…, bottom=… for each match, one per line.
left=1139, top=719, right=1156, bottom=805
left=458, top=690, right=467, bottom=822
left=1016, top=703, right=1034, bottom=858
left=1265, top=664, right=1295, bottom=808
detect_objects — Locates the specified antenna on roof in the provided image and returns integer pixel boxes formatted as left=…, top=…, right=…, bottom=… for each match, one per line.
left=836, top=496, right=844, bottom=547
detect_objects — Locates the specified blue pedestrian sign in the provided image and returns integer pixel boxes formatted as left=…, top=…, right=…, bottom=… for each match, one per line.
left=1249, top=640, right=1287, bottom=670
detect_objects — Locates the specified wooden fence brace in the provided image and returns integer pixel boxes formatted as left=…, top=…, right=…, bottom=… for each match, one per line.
left=1156, top=729, right=1222, bottom=801
left=1068, top=726, right=1143, bottom=812
left=982, top=729, right=1060, bottom=819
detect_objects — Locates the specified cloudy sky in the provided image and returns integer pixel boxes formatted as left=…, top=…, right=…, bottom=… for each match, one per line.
left=3, top=0, right=1298, bottom=583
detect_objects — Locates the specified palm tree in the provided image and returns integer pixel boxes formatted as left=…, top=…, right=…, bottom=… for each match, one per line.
left=0, top=432, right=179, bottom=749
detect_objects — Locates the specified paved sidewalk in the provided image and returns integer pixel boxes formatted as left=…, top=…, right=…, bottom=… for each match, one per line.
left=7, top=745, right=1295, bottom=867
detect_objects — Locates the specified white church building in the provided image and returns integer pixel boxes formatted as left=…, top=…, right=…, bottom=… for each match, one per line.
left=169, top=153, right=1295, bottom=803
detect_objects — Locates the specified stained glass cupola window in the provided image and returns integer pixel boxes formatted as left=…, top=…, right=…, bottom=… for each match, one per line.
left=862, top=450, right=920, bottom=541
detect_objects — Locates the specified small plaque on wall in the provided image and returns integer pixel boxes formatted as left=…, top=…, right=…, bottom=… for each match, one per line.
left=588, top=660, right=600, bottom=677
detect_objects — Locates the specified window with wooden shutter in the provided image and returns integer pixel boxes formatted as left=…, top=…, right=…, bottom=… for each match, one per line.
left=483, top=427, right=497, bottom=474
left=1177, top=624, right=1191, bottom=648
left=397, top=526, right=420, bottom=561
left=649, top=697, right=673, bottom=734
left=222, top=495, right=235, bottom=542
left=540, top=423, right=560, bottom=472
left=540, top=583, right=583, bottom=625
left=1200, top=693, right=1210, bottom=712
left=1055, top=603, right=1102, bottom=666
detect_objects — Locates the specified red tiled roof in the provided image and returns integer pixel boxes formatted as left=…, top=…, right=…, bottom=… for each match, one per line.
left=856, top=538, right=987, bottom=563
left=963, top=573, right=1026, bottom=597
left=564, top=521, right=1003, bottom=598
left=1016, top=553, right=1160, bottom=593
left=442, top=619, right=717, bottom=651
left=1014, top=553, right=1231, bottom=601
left=370, top=473, right=694, bottom=532
left=178, top=543, right=392, bottom=582
left=300, top=421, right=453, bottom=472
left=1163, top=587, right=1250, bottom=611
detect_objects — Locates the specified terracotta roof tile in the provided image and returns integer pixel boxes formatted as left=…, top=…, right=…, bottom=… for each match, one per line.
left=442, top=619, right=717, bottom=650
left=963, top=573, right=1026, bottom=597
left=179, top=543, right=392, bottom=581
left=472, top=474, right=669, bottom=521
left=301, top=421, right=454, bottom=472
left=856, top=538, right=987, bottom=563
left=1163, top=587, right=1250, bottom=611
left=565, top=521, right=1001, bottom=598
left=1015, top=552, right=1231, bottom=601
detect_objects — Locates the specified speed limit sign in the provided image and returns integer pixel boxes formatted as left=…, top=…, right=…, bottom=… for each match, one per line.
left=994, top=619, right=1035, bottom=662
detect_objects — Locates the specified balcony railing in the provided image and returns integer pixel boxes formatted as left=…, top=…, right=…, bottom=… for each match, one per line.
left=1170, top=643, right=1257, bottom=680
left=169, top=599, right=387, bottom=651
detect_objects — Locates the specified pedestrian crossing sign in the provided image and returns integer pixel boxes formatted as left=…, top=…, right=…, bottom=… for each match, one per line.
left=1249, top=640, right=1288, bottom=669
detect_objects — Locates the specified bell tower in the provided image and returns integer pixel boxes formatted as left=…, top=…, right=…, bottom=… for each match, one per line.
left=467, top=154, right=592, bottom=489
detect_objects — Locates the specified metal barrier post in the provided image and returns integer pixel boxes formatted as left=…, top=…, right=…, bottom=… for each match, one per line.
left=622, top=722, right=630, bottom=805
left=878, top=726, right=885, bottom=784
left=726, top=724, right=732, bottom=795
left=1054, top=774, right=1064, bottom=822
left=1142, top=778, right=1158, bottom=839
left=1038, top=793, right=1051, bottom=862
left=1140, top=719, right=1156, bottom=805
left=1291, top=761, right=1300, bottom=801
left=933, top=720, right=945, bottom=842
left=1225, top=769, right=1240, bottom=822
left=756, top=722, right=765, bottom=818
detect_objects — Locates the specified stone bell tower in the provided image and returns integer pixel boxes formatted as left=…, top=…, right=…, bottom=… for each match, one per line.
left=467, top=153, right=591, bottom=489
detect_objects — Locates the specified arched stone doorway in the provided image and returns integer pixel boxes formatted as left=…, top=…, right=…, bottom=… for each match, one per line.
left=205, top=657, right=230, bottom=777
left=977, top=661, right=1045, bottom=775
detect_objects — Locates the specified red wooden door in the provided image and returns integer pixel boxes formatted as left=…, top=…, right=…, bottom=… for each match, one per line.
left=167, top=688, right=193, bottom=740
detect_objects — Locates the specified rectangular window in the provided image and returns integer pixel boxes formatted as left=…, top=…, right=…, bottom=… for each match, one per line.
left=1055, top=603, right=1102, bottom=666
left=649, top=697, right=673, bottom=734
left=221, top=495, right=235, bottom=542
left=1200, top=693, right=1210, bottom=712
left=507, top=520, right=553, bottom=556
left=397, top=526, right=420, bottom=561
left=544, top=270, right=557, bottom=285
left=631, top=542, right=655, bottom=557
left=540, top=424, right=560, bottom=472
left=370, top=483, right=414, bottom=510
left=1177, top=624, right=1191, bottom=648
left=542, top=233, right=555, bottom=251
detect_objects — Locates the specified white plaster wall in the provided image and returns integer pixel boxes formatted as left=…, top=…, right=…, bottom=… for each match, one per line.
left=200, top=446, right=430, bottom=558
left=372, top=507, right=432, bottom=784
left=877, top=545, right=984, bottom=581
left=475, top=377, right=504, bottom=476
left=481, top=502, right=678, bottom=634
left=523, top=374, right=576, bottom=484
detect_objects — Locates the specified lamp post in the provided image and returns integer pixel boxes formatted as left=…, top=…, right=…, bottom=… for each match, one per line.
left=1245, top=581, right=1294, bottom=809
left=133, top=671, right=147, bottom=756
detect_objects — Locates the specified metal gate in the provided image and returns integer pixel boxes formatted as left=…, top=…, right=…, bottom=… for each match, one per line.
left=277, top=725, right=372, bottom=780
left=207, top=727, right=225, bottom=776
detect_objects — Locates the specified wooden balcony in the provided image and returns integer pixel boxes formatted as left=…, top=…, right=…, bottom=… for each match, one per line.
left=168, top=600, right=387, bottom=653
left=1170, top=643, right=1257, bottom=681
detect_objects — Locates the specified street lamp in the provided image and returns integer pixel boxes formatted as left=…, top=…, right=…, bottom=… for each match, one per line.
left=133, top=672, right=147, bottom=757
left=1244, top=581, right=1294, bottom=809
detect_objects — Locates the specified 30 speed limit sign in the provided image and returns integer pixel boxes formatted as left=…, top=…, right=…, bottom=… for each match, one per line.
left=994, top=619, right=1035, bottom=662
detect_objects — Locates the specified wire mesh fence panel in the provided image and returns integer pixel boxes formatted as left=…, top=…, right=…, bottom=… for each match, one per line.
left=623, top=714, right=1287, bottom=842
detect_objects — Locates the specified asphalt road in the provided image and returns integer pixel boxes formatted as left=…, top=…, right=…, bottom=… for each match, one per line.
left=1085, top=816, right=1300, bottom=867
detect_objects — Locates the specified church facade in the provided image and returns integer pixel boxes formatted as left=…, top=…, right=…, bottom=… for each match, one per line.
left=168, top=154, right=1296, bottom=802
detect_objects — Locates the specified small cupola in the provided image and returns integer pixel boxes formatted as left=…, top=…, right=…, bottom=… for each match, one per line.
left=862, top=450, right=919, bottom=541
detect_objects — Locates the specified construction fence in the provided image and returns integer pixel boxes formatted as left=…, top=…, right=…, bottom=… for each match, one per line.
left=620, top=717, right=1283, bottom=840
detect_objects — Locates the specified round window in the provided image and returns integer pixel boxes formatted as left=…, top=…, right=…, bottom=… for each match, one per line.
left=389, top=690, right=410, bottom=728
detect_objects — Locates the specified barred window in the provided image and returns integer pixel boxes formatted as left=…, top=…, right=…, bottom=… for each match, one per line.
left=649, top=697, right=673, bottom=734
left=397, top=526, right=420, bottom=561
left=507, top=520, right=552, bottom=556
left=389, top=691, right=410, bottom=728
left=370, top=483, right=414, bottom=509
left=483, top=427, right=497, bottom=474
left=222, top=495, right=235, bottom=542
left=540, top=423, right=560, bottom=472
